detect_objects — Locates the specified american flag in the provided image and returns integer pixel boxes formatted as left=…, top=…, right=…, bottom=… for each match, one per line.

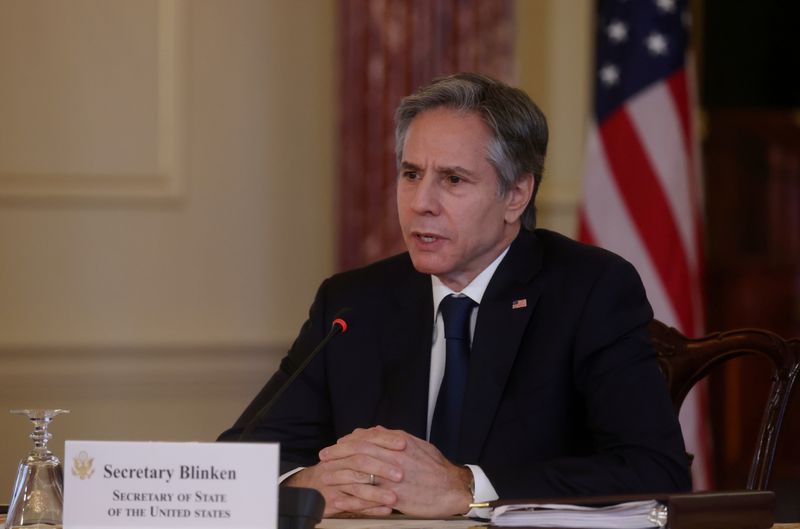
left=578, top=0, right=711, bottom=489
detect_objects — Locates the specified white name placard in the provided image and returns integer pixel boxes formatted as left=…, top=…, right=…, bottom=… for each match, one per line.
left=64, top=441, right=278, bottom=529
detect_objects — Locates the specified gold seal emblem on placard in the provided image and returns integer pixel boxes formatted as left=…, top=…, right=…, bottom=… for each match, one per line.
left=72, top=451, right=95, bottom=480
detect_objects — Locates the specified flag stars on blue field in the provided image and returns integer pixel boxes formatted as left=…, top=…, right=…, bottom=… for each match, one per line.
left=645, top=32, right=669, bottom=56
left=599, top=64, right=621, bottom=87
left=594, top=0, right=689, bottom=120
left=607, top=20, right=628, bottom=43
left=655, top=0, right=677, bottom=13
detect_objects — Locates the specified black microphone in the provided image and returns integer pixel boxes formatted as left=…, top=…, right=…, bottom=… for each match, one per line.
left=239, top=308, right=350, bottom=441
left=239, top=309, right=350, bottom=529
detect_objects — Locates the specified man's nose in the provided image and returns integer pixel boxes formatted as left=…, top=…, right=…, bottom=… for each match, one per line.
left=410, top=175, right=440, bottom=215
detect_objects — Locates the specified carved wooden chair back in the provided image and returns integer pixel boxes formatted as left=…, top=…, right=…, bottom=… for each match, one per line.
left=649, top=319, right=800, bottom=490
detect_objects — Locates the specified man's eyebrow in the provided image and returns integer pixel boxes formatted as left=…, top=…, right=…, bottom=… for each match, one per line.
left=399, top=161, right=476, bottom=176
left=434, top=164, right=475, bottom=176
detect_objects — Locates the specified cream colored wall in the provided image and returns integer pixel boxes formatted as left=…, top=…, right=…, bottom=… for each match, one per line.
left=0, top=0, right=592, bottom=502
left=515, top=0, right=593, bottom=236
left=0, top=0, right=335, bottom=496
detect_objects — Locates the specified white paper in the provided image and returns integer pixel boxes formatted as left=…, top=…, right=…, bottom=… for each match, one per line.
left=491, top=500, right=665, bottom=528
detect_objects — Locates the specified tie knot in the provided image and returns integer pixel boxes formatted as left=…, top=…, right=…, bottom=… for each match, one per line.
left=439, top=295, right=476, bottom=340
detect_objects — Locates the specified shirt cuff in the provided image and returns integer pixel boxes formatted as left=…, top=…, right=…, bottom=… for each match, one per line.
left=464, top=464, right=499, bottom=519
left=279, top=466, right=305, bottom=483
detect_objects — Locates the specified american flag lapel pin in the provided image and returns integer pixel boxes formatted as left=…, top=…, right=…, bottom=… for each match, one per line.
left=511, top=298, right=527, bottom=310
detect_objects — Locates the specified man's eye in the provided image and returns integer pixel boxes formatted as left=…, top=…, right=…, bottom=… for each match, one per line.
left=402, top=171, right=418, bottom=180
left=447, top=174, right=462, bottom=184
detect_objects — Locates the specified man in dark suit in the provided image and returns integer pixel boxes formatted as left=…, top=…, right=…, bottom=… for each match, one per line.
left=219, top=73, right=691, bottom=517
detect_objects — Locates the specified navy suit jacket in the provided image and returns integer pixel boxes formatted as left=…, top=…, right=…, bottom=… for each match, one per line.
left=219, top=229, right=691, bottom=497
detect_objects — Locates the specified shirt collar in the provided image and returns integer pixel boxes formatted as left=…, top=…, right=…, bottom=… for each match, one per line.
left=431, top=245, right=511, bottom=315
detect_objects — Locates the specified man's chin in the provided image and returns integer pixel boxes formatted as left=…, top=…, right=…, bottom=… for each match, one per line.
left=407, top=254, right=448, bottom=277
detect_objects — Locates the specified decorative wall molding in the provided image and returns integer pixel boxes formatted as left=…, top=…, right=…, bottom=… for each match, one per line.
left=0, top=0, right=186, bottom=202
left=0, top=341, right=286, bottom=493
left=0, top=342, right=287, bottom=400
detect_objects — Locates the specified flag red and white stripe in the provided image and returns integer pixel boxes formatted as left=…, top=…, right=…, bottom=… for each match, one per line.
left=579, top=0, right=712, bottom=489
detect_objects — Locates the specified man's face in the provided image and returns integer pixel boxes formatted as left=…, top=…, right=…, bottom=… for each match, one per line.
left=396, top=107, right=531, bottom=291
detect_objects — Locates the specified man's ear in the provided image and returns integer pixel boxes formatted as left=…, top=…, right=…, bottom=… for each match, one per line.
left=504, top=173, right=535, bottom=224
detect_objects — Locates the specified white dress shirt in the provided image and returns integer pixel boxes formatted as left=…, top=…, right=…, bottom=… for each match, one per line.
left=428, top=246, right=509, bottom=517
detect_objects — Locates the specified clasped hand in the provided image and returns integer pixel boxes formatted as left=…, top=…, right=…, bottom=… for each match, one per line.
left=285, top=426, right=472, bottom=517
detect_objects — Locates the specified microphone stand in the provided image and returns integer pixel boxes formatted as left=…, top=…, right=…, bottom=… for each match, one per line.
left=239, top=311, right=350, bottom=529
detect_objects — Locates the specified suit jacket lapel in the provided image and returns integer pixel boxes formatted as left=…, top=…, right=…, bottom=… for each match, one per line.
left=459, top=230, right=544, bottom=463
left=373, top=262, right=432, bottom=440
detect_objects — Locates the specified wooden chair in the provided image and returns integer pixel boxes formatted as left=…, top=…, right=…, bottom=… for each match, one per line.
left=649, top=319, right=800, bottom=490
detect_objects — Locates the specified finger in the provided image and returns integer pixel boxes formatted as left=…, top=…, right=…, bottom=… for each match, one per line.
left=321, top=468, right=374, bottom=486
left=338, top=427, right=408, bottom=451
left=333, top=484, right=397, bottom=511
left=405, top=434, right=447, bottom=461
left=331, top=496, right=389, bottom=515
left=322, top=468, right=374, bottom=485
left=320, top=439, right=402, bottom=466
left=354, top=505, right=394, bottom=516
left=322, top=490, right=384, bottom=517
left=320, top=454, right=403, bottom=483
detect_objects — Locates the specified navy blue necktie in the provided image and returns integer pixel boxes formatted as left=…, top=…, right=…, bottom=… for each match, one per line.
left=430, top=294, right=476, bottom=461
